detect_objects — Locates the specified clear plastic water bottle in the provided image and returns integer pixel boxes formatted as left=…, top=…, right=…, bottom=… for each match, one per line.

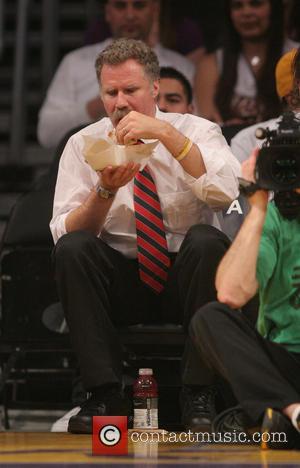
left=133, top=368, right=158, bottom=429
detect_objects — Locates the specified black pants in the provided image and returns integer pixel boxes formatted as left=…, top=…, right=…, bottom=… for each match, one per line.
left=190, top=302, right=300, bottom=424
left=53, top=224, right=230, bottom=390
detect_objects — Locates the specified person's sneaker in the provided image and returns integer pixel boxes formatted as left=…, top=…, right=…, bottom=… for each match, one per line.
left=261, top=408, right=300, bottom=450
left=212, top=405, right=258, bottom=442
left=68, top=388, right=131, bottom=434
left=180, top=385, right=217, bottom=432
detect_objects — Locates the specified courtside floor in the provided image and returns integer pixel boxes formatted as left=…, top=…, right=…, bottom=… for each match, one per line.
left=0, top=432, right=300, bottom=467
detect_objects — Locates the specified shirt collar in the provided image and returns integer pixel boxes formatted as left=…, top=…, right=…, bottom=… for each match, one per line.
left=155, top=106, right=168, bottom=119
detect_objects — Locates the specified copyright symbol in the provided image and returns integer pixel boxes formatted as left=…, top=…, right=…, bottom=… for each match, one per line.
left=99, top=425, right=121, bottom=446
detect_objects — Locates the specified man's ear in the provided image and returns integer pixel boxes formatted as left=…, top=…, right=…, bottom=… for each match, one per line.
left=152, top=80, right=160, bottom=99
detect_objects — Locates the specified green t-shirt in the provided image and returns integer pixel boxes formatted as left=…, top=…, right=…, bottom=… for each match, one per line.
left=256, top=202, right=300, bottom=352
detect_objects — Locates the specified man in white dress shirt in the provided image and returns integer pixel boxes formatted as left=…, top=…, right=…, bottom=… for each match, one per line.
left=37, top=0, right=195, bottom=149
left=51, top=38, right=240, bottom=434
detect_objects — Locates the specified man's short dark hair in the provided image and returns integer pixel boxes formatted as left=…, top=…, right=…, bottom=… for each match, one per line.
left=160, top=67, right=193, bottom=104
left=95, top=38, right=160, bottom=83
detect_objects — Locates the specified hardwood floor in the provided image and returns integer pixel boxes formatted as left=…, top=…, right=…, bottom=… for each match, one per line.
left=0, top=431, right=299, bottom=467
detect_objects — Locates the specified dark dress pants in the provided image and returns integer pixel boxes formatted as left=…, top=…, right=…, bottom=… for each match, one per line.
left=190, top=302, right=300, bottom=424
left=53, top=224, right=230, bottom=391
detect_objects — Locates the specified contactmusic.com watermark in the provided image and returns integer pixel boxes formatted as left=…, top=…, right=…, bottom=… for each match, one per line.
left=92, top=416, right=287, bottom=455
left=129, top=430, right=287, bottom=445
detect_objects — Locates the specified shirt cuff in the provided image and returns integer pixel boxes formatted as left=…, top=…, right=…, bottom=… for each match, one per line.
left=50, top=212, right=69, bottom=244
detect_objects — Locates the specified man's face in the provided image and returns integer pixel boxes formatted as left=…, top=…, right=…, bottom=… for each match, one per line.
left=105, top=0, right=157, bottom=42
left=158, top=77, right=193, bottom=114
left=100, top=59, right=159, bottom=127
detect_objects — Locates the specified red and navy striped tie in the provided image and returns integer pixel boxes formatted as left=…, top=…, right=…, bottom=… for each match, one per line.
left=134, top=165, right=170, bottom=293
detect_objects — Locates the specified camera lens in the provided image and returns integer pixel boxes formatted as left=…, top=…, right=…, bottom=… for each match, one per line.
left=272, top=155, right=298, bottom=185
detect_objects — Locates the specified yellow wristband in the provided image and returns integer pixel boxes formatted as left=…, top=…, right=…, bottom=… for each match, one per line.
left=176, top=137, right=193, bottom=162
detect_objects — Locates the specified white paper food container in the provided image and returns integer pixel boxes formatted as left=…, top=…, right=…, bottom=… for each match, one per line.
left=82, top=135, right=158, bottom=171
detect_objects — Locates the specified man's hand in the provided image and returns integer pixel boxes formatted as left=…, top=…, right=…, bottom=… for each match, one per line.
left=115, top=111, right=165, bottom=144
left=115, top=110, right=207, bottom=179
left=66, top=163, right=139, bottom=236
left=242, top=148, right=269, bottom=212
left=98, top=161, right=140, bottom=192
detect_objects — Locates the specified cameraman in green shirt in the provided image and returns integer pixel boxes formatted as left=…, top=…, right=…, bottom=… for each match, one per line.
left=190, top=49, right=300, bottom=449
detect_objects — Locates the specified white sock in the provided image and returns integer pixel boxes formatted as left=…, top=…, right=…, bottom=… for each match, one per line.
left=291, top=406, right=300, bottom=432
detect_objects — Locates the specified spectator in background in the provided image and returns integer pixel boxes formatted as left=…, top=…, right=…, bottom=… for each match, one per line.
left=158, top=67, right=194, bottom=114
left=85, top=0, right=160, bottom=47
left=195, top=0, right=298, bottom=127
left=220, top=48, right=299, bottom=240
left=85, top=1, right=206, bottom=65
left=37, top=0, right=194, bottom=149
left=231, top=48, right=299, bottom=163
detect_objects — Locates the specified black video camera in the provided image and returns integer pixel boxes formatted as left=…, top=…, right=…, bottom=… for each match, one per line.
left=255, top=111, right=300, bottom=191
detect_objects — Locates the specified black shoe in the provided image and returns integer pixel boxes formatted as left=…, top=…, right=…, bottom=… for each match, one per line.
left=261, top=408, right=300, bottom=450
left=181, top=385, right=217, bottom=432
left=68, top=389, right=131, bottom=434
left=212, top=405, right=257, bottom=441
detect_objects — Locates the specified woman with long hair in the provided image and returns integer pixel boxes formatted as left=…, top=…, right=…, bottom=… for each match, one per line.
left=195, top=0, right=298, bottom=126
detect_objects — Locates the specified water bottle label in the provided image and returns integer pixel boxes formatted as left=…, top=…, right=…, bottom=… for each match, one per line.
left=133, top=397, right=158, bottom=429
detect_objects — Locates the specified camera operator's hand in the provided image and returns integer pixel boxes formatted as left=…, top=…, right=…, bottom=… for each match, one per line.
left=242, top=148, right=269, bottom=212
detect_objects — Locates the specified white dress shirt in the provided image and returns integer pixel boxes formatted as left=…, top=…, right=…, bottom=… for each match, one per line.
left=231, top=116, right=282, bottom=163
left=50, top=109, right=240, bottom=257
left=218, top=118, right=280, bottom=240
left=38, top=39, right=195, bottom=149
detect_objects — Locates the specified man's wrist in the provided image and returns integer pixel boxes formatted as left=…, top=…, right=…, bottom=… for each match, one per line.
left=176, top=137, right=193, bottom=161
left=248, top=204, right=268, bottom=229
left=157, top=120, right=172, bottom=145
left=238, top=177, right=260, bottom=197
left=94, top=183, right=117, bottom=199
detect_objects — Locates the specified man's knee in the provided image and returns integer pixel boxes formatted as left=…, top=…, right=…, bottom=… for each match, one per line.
left=191, top=301, right=221, bottom=334
left=54, top=230, right=97, bottom=265
left=190, top=301, right=231, bottom=338
left=184, top=224, right=230, bottom=257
